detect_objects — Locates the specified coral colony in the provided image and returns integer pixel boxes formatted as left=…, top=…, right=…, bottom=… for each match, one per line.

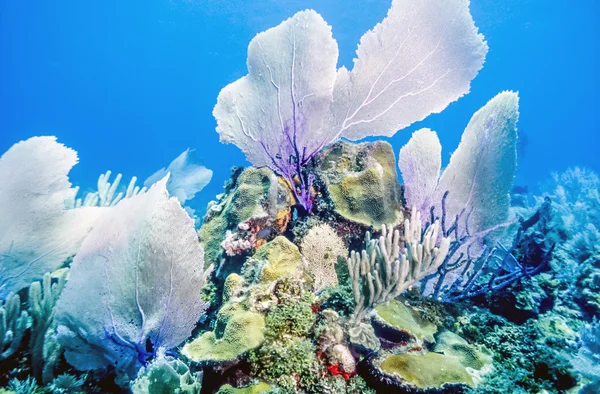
left=0, top=0, right=598, bottom=393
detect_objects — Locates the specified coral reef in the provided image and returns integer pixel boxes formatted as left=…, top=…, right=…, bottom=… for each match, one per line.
left=199, top=167, right=291, bottom=269
left=1, top=0, right=593, bottom=393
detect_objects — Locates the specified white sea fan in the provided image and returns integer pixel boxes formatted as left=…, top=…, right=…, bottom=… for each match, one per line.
left=213, top=0, right=486, bottom=210
left=396, top=92, right=520, bottom=296
left=0, top=136, right=103, bottom=299
left=398, top=128, right=442, bottom=215
left=435, top=91, right=519, bottom=243
left=326, top=0, right=488, bottom=141
left=214, top=10, right=339, bottom=170
left=144, top=149, right=213, bottom=204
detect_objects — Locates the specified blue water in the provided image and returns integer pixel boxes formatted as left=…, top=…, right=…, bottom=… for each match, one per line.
left=1, top=0, right=599, bottom=210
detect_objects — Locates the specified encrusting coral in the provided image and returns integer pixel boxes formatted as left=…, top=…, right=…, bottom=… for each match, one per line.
left=317, top=141, right=404, bottom=228
left=182, top=308, right=265, bottom=363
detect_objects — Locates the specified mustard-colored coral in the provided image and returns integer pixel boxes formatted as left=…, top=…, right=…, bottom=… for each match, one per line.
left=255, top=236, right=302, bottom=283
left=223, top=273, right=245, bottom=302
left=433, top=331, right=492, bottom=371
left=216, top=382, right=272, bottom=394
left=318, top=141, right=403, bottom=229
left=182, top=310, right=265, bottom=362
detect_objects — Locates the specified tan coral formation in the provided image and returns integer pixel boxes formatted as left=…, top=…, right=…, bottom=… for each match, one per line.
left=300, top=223, right=348, bottom=293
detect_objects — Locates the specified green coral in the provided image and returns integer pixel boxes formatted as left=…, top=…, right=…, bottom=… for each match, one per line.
left=374, top=300, right=438, bottom=343
left=320, top=284, right=355, bottom=317
left=201, top=280, right=218, bottom=306
left=346, top=375, right=376, bottom=394
left=199, top=168, right=274, bottom=267
left=131, top=352, right=201, bottom=394
left=183, top=309, right=265, bottom=362
left=272, top=277, right=307, bottom=305
left=264, top=298, right=315, bottom=340
left=223, top=273, right=245, bottom=302
left=317, top=141, right=403, bottom=229
left=255, top=236, right=302, bottom=283
left=380, top=353, right=474, bottom=389
left=216, top=382, right=272, bottom=394
left=249, top=338, right=320, bottom=392
left=455, top=308, right=577, bottom=393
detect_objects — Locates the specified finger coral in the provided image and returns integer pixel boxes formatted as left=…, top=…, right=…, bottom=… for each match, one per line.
left=348, top=213, right=450, bottom=323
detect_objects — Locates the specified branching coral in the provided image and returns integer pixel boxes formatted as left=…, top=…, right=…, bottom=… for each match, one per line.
left=347, top=208, right=450, bottom=324
left=71, top=170, right=145, bottom=208
left=29, top=271, right=67, bottom=383
left=425, top=195, right=550, bottom=302
left=1, top=271, right=68, bottom=384
left=0, top=293, right=29, bottom=362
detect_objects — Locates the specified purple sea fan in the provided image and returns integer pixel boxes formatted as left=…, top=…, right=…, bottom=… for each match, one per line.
left=214, top=0, right=488, bottom=212
left=54, top=176, right=207, bottom=378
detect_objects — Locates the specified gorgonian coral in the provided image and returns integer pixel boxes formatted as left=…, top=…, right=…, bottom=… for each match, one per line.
left=214, top=0, right=487, bottom=211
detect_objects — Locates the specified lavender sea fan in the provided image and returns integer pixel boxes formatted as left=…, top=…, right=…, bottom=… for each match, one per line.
left=214, top=0, right=487, bottom=212
left=398, top=91, right=525, bottom=299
